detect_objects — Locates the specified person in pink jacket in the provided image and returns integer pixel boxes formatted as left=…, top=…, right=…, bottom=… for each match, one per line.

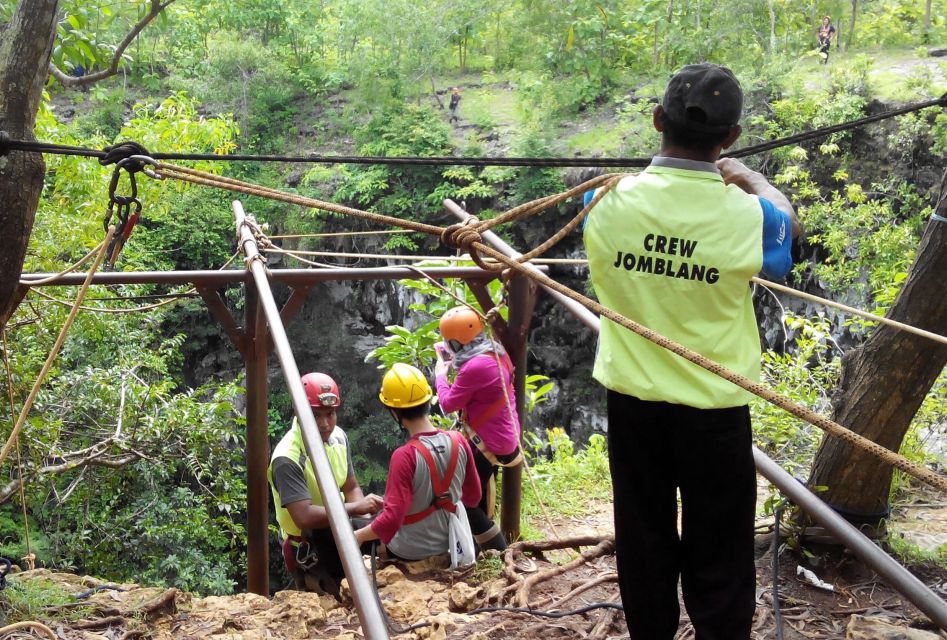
left=434, top=306, right=523, bottom=550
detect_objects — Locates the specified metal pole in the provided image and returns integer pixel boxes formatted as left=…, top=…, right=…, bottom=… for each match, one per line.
left=234, top=202, right=389, bottom=640
left=244, top=283, right=270, bottom=595
left=754, top=450, right=947, bottom=630
left=446, top=198, right=947, bottom=631
left=19, top=266, right=504, bottom=287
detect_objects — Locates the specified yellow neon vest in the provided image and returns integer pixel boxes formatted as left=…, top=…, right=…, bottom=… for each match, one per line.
left=267, top=418, right=350, bottom=539
left=584, top=163, right=764, bottom=409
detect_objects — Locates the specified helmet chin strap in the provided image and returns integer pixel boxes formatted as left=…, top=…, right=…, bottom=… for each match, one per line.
left=388, top=408, right=406, bottom=432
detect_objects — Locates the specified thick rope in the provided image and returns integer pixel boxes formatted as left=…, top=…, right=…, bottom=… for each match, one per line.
left=152, top=163, right=445, bottom=237
left=1, top=329, right=34, bottom=570
left=0, top=227, right=115, bottom=471
left=144, top=166, right=947, bottom=493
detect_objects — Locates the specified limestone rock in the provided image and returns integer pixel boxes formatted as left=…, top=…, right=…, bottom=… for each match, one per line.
left=846, top=615, right=944, bottom=639
left=402, top=555, right=450, bottom=575
left=448, top=581, right=481, bottom=612
left=375, top=564, right=406, bottom=587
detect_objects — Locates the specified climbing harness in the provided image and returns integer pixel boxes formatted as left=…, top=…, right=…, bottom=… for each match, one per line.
left=402, top=431, right=464, bottom=525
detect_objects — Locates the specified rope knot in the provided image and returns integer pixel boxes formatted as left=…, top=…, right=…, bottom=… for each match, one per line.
left=100, top=141, right=152, bottom=173
left=440, top=220, right=483, bottom=254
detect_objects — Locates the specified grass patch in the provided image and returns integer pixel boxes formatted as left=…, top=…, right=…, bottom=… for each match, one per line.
left=884, top=533, right=947, bottom=570
left=0, top=576, right=91, bottom=625
left=469, top=553, right=505, bottom=584
left=512, top=429, right=612, bottom=541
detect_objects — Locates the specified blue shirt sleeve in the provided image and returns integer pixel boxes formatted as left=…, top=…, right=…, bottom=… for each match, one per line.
left=759, top=196, right=793, bottom=279
left=581, top=189, right=597, bottom=231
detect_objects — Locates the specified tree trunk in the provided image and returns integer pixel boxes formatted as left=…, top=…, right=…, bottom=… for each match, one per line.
left=846, top=0, right=857, bottom=49
left=924, top=0, right=933, bottom=43
left=0, top=0, right=60, bottom=332
left=807, top=172, right=947, bottom=526
left=766, top=0, right=776, bottom=55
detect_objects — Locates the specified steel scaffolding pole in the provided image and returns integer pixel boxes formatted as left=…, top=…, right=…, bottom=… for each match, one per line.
left=234, top=202, right=389, bottom=639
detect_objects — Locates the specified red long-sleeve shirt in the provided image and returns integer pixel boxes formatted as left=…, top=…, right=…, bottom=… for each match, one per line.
left=370, top=431, right=481, bottom=544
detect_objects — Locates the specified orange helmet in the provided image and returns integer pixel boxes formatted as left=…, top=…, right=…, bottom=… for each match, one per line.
left=439, top=306, right=483, bottom=346
left=301, top=372, right=341, bottom=408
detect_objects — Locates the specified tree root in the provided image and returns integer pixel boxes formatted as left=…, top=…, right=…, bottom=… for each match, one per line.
left=0, top=621, right=58, bottom=640
left=506, top=538, right=615, bottom=607
left=532, top=571, right=618, bottom=609
left=129, top=587, right=179, bottom=619
left=587, top=593, right=622, bottom=640
left=72, top=614, right=126, bottom=630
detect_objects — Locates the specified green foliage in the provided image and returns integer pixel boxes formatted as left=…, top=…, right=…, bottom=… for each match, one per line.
left=336, top=105, right=453, bottom=219
left=518, top=430, right=611, bottom=540
left=752, top=313, right=840, bottom=474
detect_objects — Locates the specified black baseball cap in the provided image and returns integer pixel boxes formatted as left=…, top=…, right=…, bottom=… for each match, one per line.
left=662, top=63, right=743, bottom=134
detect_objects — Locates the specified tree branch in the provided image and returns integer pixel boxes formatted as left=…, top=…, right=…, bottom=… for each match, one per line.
left=48, top=0, right=177, bottom=88
left=0, top=445, right=141, bottom=504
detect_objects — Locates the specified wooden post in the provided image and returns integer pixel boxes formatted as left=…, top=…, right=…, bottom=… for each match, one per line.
left=501, top=273, right=538, bottom=541
left=245, top=283, right=270, bottom=595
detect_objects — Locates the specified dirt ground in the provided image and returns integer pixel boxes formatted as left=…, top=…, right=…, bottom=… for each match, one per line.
left=3, top=487, right=944, bottom=640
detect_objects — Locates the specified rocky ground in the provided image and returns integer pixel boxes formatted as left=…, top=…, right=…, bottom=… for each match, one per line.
left=2, top=490, right=944, bottom=640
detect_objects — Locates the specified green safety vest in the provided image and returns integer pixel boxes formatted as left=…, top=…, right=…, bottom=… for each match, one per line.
left=584, top=164, right=764, bottom=409
left=267, top=418, right=350, bottom=539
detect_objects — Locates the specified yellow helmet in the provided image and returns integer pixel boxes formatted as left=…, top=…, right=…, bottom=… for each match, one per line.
left=379, top=363, right=433, bottom=409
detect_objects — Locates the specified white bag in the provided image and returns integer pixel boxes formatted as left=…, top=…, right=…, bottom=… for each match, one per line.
left=447, top=502, right=476, bottom=568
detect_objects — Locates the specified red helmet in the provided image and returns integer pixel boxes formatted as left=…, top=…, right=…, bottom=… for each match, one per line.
left=301, top=372, right=341, bottom=408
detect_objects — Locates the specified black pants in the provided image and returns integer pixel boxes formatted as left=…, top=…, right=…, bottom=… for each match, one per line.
left=304, top=517, right=374, bottom=581
left=606, top=391, right=757, bottom=640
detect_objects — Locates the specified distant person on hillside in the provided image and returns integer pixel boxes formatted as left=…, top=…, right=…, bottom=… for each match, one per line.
left=268, top=372, right=383, bottom=595
left=584, top=63, right=800, bottom=639
left=449, top=87, right=462, bottom=123
left=817, top=16, right=837, bottom=64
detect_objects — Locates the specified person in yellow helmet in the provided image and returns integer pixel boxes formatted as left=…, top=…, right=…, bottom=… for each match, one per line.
left=354, top=363, right=479, bottom=566
left=434, top=305, right=520, bottom=551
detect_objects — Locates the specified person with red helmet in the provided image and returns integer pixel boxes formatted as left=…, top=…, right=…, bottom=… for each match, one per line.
left=268, top=372, right=383, bottom=594
left=434, top=305, right=522, bottom=552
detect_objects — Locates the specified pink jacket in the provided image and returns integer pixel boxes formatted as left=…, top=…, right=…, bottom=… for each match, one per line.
left=436, top=353, right=521, bottom=456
